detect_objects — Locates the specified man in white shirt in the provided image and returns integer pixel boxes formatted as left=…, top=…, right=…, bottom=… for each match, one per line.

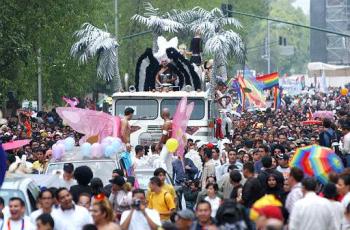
left=340, top=120, right=350, bottom=167
left=216, top=149, right=243, bottom=182
left=120, top=189, right=161, bottom=230
left=289, top=178, right=337, bottom=230
left=185, top=142, right=203, bottom=172
left=3, top=197, right=35, bottom=230
left=54, top=188, right=93, bottom=230
left=30, top=189, right=63, bottom=230
left=276, top=153, right=291, bottom=179
left=285, top=167, right=304, bottom=214
left=58, top=163, right=76, bottom=189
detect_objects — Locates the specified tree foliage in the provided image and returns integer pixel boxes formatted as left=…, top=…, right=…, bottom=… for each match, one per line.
left=0, top=0, right=307, bottom=107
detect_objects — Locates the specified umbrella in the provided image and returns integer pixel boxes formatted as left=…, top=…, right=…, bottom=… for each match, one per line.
left=313, top=111, right=334, bottom=121
left=2, top=139, right=31, bottom=151
left=309, top=145, right=344, bottom=184
left=289, top=145, right=314, bottom=176
left=290, top=145, right=344, bottom=184
left=301, top=120, right=322, bottom=126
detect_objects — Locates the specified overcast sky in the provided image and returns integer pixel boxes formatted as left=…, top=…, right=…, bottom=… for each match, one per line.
left=292, top=0, right=310, bottom=15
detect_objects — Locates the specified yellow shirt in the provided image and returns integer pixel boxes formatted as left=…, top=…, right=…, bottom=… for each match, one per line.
left=146, top=184, right=177, bottom=201
left=32, top=161, right=45, bottom=172
left=147, top=190, right=176, bottom=221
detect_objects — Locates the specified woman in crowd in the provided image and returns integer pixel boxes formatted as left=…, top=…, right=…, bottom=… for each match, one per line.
left=91, top=196, right=120, bottom=230
left=242, top=153, right=253, bottom=165
left=204, top=183, right=221, bottom=218
left=265, top=174, right=284, bottom=201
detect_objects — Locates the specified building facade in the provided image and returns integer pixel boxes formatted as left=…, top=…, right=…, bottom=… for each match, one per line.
left=310, top=0, right=350, bottom=64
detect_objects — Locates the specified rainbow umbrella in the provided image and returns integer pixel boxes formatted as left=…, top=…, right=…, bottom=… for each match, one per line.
left=289, top=145, right=314, bottom=176
left=309, top=145, right=344, bottom=184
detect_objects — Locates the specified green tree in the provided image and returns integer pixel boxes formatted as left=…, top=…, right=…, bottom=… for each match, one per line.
left=244, top=0, right=309, bottom=75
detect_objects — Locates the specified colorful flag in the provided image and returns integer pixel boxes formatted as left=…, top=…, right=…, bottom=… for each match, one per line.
left=238, top=75, right=266, bottom=108
left=256, top=72, right=279, bottom=90
left=320, top=70, right=328, bottom=93
left=273, top=86, right=283, bottom=110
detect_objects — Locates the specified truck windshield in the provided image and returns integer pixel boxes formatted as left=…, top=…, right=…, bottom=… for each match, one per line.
left=161, top=98, right=205, bottom=120
left=115, top=99, right=158, bottom=120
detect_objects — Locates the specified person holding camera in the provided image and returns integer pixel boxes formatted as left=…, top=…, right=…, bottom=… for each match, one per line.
left=120, top=189, right=161, bottom=230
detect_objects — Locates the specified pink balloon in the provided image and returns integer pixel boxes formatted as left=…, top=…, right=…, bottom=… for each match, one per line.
left=52, top=144, right=64, bottom=160
left=91, top=143, right=103, bottom=158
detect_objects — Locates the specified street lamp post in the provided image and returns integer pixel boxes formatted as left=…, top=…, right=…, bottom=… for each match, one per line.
left=37, top=48, right=42, bottom=111
left=267, top=20, right=271, bottom=73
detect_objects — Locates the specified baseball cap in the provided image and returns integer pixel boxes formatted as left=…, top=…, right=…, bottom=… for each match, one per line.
left=112, top=168, right=124, bottom=177
left=63, top=163, right=74, bottom=173
left=109, top=176, right=125, bottom=186
left=196, top=141, right=207, bottom=149
left=237, top=148, right=247, bottom=153
left=221, top=138, right=231, bottom=145
left=176, top=209, right=195, bottom=220
left=277, top=153, right=289, bottom=160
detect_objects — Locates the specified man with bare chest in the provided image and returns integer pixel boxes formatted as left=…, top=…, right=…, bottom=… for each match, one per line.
left=158, top=108, right=174, bottom=174
left=120, top=107, right=134, bottom=144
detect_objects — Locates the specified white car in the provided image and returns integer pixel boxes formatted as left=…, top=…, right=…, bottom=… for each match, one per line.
left=45, top=159, right=120, bottom=186
left=0, top=175, right=40, bottom=215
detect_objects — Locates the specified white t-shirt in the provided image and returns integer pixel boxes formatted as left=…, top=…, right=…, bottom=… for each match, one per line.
left=120, top=208, right=161, bottom=230
left=204, top=196, right=221, bottom=218
left=54, top=205, right=93, bottom=230
left=2, top=216, right=35, bottom=230
left=212, top=159, right=221, bottom=167
left=57, top=178, right=77, bottom=190
left=29, top=209, right=64, bottom=230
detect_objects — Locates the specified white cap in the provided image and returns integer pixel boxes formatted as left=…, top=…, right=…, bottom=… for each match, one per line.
left=196, top=141, right=207, bottom=149
left=221, top=138, right=231, bottom=145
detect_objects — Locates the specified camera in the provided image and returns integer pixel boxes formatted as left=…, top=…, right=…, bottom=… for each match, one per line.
left=132, top=199, right=141, bottom=210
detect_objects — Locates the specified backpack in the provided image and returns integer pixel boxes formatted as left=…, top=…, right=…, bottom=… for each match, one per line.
left=215, top=200, right=251, bottom=230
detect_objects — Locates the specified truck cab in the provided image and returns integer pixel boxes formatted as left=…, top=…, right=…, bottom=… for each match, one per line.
left=112, top=91, right=211, bottom=147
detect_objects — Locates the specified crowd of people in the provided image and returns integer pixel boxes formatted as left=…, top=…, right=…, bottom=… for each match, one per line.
left=0, top=85, right=350, bottom=230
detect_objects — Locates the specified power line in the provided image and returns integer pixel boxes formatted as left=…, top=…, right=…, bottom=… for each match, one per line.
left=228, top=10, right=350, bottom=38
left=121, top=30, right=152, bottom=40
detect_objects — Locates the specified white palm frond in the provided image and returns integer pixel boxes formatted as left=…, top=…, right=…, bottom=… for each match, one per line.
left=71, top=23, right=119, bottom=81
left=144, top=2, right=159, bottom=17
left=205, top=30, right=244, bottom=64
left=131, top=2, right=183, bottom=34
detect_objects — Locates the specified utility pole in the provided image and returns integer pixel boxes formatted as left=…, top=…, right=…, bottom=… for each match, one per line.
left=115, top=0, right=118, bottom=37
left=267, top=20, right=271, bottom=73
left=37, top=48, right=42, bottom=111
left=113, top=0, right=122, bottom=92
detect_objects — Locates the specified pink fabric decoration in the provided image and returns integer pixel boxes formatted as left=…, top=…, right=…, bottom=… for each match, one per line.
left=171, top=97, right=194, bottom=158
left=56, top=107, right=121, bottom=144
left=62, top=96, right=80, bottom=108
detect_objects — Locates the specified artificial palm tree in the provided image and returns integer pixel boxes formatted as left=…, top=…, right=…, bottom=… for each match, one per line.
left=131, top=2, right=183, bottom=53
left=70, top=23, right=122, bottom=91
left=170, top=7, right=245, bottom=99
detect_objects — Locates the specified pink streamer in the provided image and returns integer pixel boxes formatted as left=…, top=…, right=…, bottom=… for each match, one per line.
left=171, top=97, right=194, bottom=158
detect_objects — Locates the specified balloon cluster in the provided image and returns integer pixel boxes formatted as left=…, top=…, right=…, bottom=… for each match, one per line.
left=52, top=137, right=75, bottom=161
left=81, top=137, right=123, bottom=159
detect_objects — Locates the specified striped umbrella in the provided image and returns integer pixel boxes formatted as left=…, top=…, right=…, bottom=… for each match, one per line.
left=289, top=145, right=314, bottom=176
left=309, top=145, right=344, bottom=184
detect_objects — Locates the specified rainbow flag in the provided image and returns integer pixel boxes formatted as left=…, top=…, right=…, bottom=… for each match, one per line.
left=256, top=72, right=279, bottom=90
left=273, top=86, right=282, bottom=109
left=238, top=75, right=266, bottom=108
